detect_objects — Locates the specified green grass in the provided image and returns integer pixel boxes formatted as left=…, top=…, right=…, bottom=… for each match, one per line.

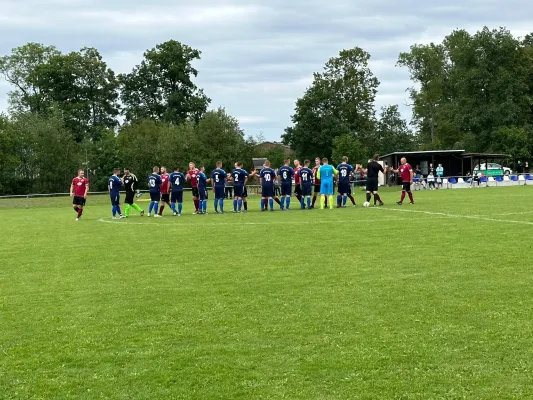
left=1, top=187, right=533, bottom=399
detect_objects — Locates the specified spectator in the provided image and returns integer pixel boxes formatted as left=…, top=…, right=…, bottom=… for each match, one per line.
left=427, top=171, right=435, bottom=190
left=225, top=173, right=233, bottom=199
left=436, top=164, right=444, bottom=189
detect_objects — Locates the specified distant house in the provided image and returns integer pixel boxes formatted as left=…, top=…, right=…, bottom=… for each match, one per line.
left=254, top=141, right=294, bottom=155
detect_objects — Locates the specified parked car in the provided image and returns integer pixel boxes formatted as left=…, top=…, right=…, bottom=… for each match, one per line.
left=473, top=163, right=512, bottom=176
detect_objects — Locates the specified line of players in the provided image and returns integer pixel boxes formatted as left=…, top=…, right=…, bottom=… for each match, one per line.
left=69, top=155, right=415, bottom=220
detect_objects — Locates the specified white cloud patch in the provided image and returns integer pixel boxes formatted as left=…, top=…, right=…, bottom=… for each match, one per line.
left=1, top=0, right=532, bottom=139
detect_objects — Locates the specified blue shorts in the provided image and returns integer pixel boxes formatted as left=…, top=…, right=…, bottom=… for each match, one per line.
left=110, top=194, right=120, bottom=206
left=262, top=185, right=274, bottom=198
left=214, top=186, right=225, bottom=199
left=199, top=187, right=207, bottom=201
left=302, top=184, right=312, bottom=196
left=281, top=183, right=292, bottom=196
left=149, top=191, right=160, bottom=202
left=234, top=185, right=244, bottom=198
left=338, top=182, right=350, bottom=194
left=320, top=180, right=333, bottom=195
left=171, top=190, right=183, bottom=203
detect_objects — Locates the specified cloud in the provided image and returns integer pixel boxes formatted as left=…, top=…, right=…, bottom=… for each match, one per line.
left=1, top=0, right=532, bottom=140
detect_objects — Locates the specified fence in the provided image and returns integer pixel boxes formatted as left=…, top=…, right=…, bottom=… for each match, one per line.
left=410, top=173, right=533, bottom=190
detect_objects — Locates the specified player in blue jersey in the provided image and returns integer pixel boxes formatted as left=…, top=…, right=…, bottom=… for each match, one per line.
left=336, top=156, right=355, bottom=208
left=259, top=160, right=277, bottom=211
left=197, top=166, right=209, bottom=214
left=211, top=161, right=226, bottom=213
left=148, top=166, right=162, bottom=217
left=317, top=158, right=338, bottom=210
left=169, top=167, right=186, bottom=216
left=298, top=160, right=314, bottom=209
left=231, top=162, right=249, bottom=212
left=108, top=168, right=124, bottom=218
left=278, top=158, right=294, bottom=210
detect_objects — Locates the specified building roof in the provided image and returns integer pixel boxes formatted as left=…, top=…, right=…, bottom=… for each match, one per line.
left=462, top=153, right=510, bottom=158
left=380, top=150, right=465, bottom=158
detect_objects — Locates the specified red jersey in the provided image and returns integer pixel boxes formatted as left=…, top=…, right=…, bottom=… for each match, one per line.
left=160, top=173, right=170, bottom=194
left=398, top=163, right=413, bottom=182
left=72, top=177, right=88, bottom=197
left=294, top=167, right=302, bottom=184
left=313, top=166, right=321, bottom=184
left=187, top=169, right=199, bottom=187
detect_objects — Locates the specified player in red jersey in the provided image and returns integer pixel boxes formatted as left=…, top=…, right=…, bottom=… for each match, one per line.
left=390, top=157, right=414, bottom=205
left=70, top=169, right=89, bottom=221
left=293, top=159, right=303, bottom=206
left=186, top=162, right=200, bottom=214
left=158, top=166, right=171, bottom=215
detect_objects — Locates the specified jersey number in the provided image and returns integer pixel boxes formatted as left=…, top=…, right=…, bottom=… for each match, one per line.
left=234, top=175, right=239, bottom=182
left=264, top=174, right=271, bottom=182
left=341, top=169, right=347, bottom=177
left=215, top=175, right=219, bottom=183
left=109, top=181, right=113, bottom=188
left=149, top=179, right=156, bottom=187
left=283, top=171, right=288, bottom=179
left=174, top=177, right=180, bottom=185
left=302, top=172, right=308, bottom=181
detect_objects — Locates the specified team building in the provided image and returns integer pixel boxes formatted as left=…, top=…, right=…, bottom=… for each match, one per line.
left=69, top=155, right=415, bottom=220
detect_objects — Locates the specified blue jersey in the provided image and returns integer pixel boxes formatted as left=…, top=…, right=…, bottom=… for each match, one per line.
left=169, top=172, right=185, bottom=191
left=148, top=173, right=162, bottom=193
left=231, top=168, right=248, bottom=186
left=197, top=172, right=208, bottom=188
left=260, top=167, right=276, bottom=187
left=299, top=167, right=314, bottom=185
left=278, top=165, right=294, bottom=184
left=318, top=165, right=336, bottom=181
left=108, top=175, right=121, bottom=195
left=337, top=163, right=354, bottom=183
left=211, top=168, right=226, bottom=188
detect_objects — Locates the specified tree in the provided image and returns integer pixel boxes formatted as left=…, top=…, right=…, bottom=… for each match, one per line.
left=0, top=115, right=21, bottom=194
left=376, top=105, right=415, bottom=154
left=492, top=126, right=531, bottom=162
left=282, top=47, right=379, bottom=158
left=0, top=43, right=60, bottom=113
left=119, top=40, right=210, bottom=124
left=331, top=134, right=366, bottom=166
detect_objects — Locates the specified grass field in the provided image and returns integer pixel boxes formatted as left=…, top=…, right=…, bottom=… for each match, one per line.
left=1, top=186, right=533, bottom=399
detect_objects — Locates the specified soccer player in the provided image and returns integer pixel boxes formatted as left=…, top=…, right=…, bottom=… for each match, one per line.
left=336, top=156, right=354, bottom=208
left=299, top=160, right=314, bottom=209
left=364, top=155, right=385, bottom=206
left=390, top=157, right=414, bottom=205
left=259, top=161, right=276, bottom=211
left=231, top=162, right=248, bottom=212
left=211, top=161, right=227, bottom=213
left=186, top=162, right=200, bottom=214
left=122, top=168, right=144, bottom=217
left=108, top=168, right=124, bottom=218
left=197, top=166, right=209, bottom=214
left=293, top=159, right=303, bottom=207
left=169, top=167, right=186, bottom=216
left=158, top=166, right=171, bottom=216
left=311, top=157, right=327, bottom=208
left=317, top=158, right=338, bottom=209
left=148, top=167, right=162, bottom=217
left=278, top=158, right=294, bottom=210
left=70, top=169, right=88, bottom=221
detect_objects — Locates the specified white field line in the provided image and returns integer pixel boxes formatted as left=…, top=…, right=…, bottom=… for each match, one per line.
left=374, top=207, right=533, bottom=226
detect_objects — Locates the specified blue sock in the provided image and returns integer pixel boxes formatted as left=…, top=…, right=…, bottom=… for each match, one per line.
left=286, top=197, right=291, bottom=209
left=148, top=202, right=153, bottom=214
left=280, top=197, right=285, bottom=209
left=214, top=199, right=218, bottom=212
left=116, top=206, right=122, bottom=215
left=342, top=196, right=347, bottom=206
left=260, top=199, right=265, bottom=210
left=154, top=202, right=158, bottom=213
left=171, top=203, right=176, bottom=213
left=178, top=203, right=182, bottom=214
left=307, top=197, right=311, bottom=208
left=269, top=199, right=274, bottom=210
left=337, top=195, right=341, bottom=207
left=300, top=197, right=305, bottom=209
left=203, top=200, right=207, bottom=212
left=234, top=199, right=238, bottom=211
left=237, top=199, right=242, bottom=211
left=112, top=206, right=116, bottom=216
left=219, top=199, right=224, bottom=212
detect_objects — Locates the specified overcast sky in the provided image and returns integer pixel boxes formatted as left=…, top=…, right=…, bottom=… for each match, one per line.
left=1, top=0, right=531, bottom=140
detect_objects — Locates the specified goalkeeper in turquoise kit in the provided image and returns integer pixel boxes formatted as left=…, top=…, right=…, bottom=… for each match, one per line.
left=317, top=157, right=338, bottom=210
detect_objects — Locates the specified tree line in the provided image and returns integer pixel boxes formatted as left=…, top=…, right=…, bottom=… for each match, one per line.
left=1, top=27, right=532, bottom=195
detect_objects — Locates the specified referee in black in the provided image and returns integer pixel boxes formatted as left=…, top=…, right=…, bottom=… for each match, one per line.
left=122, top=168, right=145, bottom=217
left=364, top=154, right=384, bottom=206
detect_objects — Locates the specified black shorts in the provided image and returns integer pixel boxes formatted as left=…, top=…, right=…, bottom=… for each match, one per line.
left=214, top=186, right=225, bottom=199
left=161, top=193, right=170, bottom=203
left=294, top=184, right=302, bottom=196
left=125, top=192, right=135, bottom=205
left=110, top=194, right=120, bottom=206
left=73, top=196, right=86, bottom=206
left=314, top=184, right=321, bottom=194
left=302, top=184, right=312, bottom=196
left=366, top=178, right=379, bottom=192
left=338, top=182, right=350, bottom=194
left=281, top=183, right=292, bottom=196
left=149, top=191, right=160, bottom=202
left=192, top=187, right=199, bottom=198
left=171, top=190, right=183, bottom=203
left=234, top=185, right=244, bottom=198
left=402, top=182, right=412, bottom=191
